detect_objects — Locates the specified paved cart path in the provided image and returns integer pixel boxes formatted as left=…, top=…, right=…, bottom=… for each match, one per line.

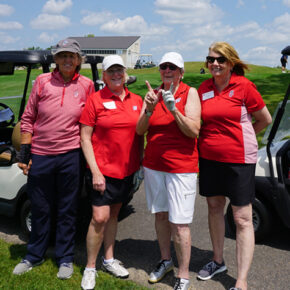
left=1, top=183, right=290, bottom=289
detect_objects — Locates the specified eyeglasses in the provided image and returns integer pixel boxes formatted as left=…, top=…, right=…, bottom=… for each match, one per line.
left=106, top=68, right=124, bottom=75
left=206, top=56, right=227, bottom=64
left=159, top=63, right=178, bottom=71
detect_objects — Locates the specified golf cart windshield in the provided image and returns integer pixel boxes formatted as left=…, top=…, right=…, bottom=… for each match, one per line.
left=262, top=100, right=290, bottom=144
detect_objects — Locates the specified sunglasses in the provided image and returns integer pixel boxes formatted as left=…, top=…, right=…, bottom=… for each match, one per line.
left=206, top=56, right=227, bottom=64
left=159, top=63, right=178, bottom=71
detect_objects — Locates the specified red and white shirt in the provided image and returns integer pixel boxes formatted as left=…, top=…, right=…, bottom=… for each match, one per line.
left=198, top=73, right=265, bottom=164
left=143, top=82, right=199, bottom=173
left=21, top=69, right=95, bottom=155
left=80, top=85, right=143, bottom=179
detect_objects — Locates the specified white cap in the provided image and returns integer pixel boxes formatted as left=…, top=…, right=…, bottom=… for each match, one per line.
left=102, top=55, right=125, bottom=71
left=159, top=52, right=184, bottom=69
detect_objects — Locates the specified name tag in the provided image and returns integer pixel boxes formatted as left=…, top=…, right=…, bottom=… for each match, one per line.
left=202, top=91, right=214, bottom=101
left=103, top=101, right=116, bottom=109
left=133, top=105, right=137, bottom=111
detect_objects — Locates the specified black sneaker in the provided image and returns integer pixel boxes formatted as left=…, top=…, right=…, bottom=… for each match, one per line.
left=197, top=260, right=227, bottom=280
left=173, top=278, right=190, bottom=290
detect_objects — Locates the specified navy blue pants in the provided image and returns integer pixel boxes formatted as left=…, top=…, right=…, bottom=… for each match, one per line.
left=25, top=149, right=82, bottom=266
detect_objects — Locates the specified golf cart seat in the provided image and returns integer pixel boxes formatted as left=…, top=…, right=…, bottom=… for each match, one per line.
left=0, top=122, right=21, bottom=165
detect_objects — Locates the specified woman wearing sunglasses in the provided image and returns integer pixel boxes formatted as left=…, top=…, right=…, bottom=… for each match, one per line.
left=136, top=52, right=201, bottom=290
left=197, top=42, right=272, bottom=290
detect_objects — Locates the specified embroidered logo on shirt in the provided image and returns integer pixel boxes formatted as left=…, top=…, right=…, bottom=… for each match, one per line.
left=133, top=105, right=137, bottom=111
left=74, top=90, right=79, bottom=98
left=229, top=90, right=234, bottom=97
left=175, top=97, right=181, bottom=103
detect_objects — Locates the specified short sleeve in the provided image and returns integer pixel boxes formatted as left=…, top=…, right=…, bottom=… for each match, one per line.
left=79, top=92, right=98, bottom=127
left=244, top=81, right=265, bottom=114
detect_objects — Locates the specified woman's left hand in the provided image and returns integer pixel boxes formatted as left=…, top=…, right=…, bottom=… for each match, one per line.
left=92, top=171, right=106, bottom=194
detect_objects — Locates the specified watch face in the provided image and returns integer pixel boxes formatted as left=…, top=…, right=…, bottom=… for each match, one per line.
left=145, top=109, right=152, bottom=116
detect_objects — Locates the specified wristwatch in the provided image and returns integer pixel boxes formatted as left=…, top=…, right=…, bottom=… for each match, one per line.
left=145, top=109, right=153, bottom=117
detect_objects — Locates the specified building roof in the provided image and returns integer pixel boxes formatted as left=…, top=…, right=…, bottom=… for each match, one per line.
left=69, top=36, right=140, bottom=49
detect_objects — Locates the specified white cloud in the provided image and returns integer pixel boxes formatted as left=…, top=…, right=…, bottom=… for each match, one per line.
left=81, top=11, right=114, bottom=26
left=234, top=21, right=260, bottom=33
left=154, top=0, right=223, bottom=25
left=237, top=0, right=245, bottom=8
left=100, top=15, right=171, bottom=39
left=38, top=32, right=59, bottom=43
left=272, top=12, right=290, bottom=33
left=0, top=4, right=14, bottom=17
left=0, top=32, right=19, bottom=44
left=30, top=14, right=71, bottom=30
left=242, top=46, right=280, bottom=66
left=152, top=38, right=205, bottom=54
left=283, top=0, right=290, bottom=7
left=43, top=0, right=73, bottom=14
left=0, top=21, right=23, bottom=30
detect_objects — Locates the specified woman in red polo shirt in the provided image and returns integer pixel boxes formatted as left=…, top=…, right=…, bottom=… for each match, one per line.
left=197, top=42, right=272, bottom=290
left=136, top=52, right=201, bottom=290
left=79, top=55, right=143, bottom=290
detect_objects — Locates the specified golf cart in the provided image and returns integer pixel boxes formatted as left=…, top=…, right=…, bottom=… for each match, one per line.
left=0, top=50, right=139, bottom=236
left=134, top=54, right=156, bottom=69
left=226, top=85, right=290, bottom=242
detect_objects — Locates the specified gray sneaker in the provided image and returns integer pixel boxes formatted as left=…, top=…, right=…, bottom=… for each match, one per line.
left=101, top=258, right=129, bottom=278
left=173, top=278, right=190, bottom=290
left=57, top=262, right=73, bottom=279
left=81, top=268, right=98, bottom=290
left=13, top=259, right=44, bottom=275
left=197, top=260, right=227, bottom=280
left=148, top=259, right=174, bottom=283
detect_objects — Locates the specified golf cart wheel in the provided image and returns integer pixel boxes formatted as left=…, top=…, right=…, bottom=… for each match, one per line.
left=20, top=199, right=32, bottom=236
left=226, top=197, right=272, bottom=243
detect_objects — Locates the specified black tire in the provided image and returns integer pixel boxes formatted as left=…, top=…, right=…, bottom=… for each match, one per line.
left=20, top=199, right=32, bottom=236
left=226, top=197, right=272, bottom=242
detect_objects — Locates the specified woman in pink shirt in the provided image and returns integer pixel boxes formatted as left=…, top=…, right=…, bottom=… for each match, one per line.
left=13, top=38, right=94, bottom=280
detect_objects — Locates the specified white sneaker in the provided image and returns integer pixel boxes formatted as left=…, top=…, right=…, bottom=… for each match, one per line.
left=173, top=278, right=190, bottom=290
left=13, top=259, right=44, bottom=275
left=148, top=259, right=174, bottom=283
left=101, top=257, right=129, bottom=278
left=81, top=268, right=97, bottom=290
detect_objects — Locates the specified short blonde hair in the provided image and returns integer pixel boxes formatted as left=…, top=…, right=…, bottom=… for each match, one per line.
left=206, top=42, right=248, bottom=76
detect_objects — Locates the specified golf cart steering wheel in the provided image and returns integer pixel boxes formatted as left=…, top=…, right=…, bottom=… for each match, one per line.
left=0, top=103, right=15, bottom=127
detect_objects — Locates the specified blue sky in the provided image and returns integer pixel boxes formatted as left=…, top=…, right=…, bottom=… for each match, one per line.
left=0, top=0, right=289, bottom=67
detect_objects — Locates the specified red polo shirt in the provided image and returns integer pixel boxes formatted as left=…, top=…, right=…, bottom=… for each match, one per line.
left=80, top=86, right=143, bottom=179
left=198, top=73, right=265, bottom=164
left=143, top=81, right=199, bottom=173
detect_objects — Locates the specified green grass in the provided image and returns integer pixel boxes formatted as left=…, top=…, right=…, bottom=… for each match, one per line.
left=0, top=63, right=289, bottom=288
left=0, top=239, right=148, bottom=290
left=1, top=62, right=289, bottom=146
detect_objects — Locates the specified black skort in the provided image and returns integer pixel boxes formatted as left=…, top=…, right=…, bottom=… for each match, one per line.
left=199, top=158, right=256, bottom=206
left=85, top=170, right=134, bottom=206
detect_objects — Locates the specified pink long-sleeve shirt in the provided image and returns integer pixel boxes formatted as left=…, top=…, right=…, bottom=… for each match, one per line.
left=21, top=69, right=95, bottom=155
